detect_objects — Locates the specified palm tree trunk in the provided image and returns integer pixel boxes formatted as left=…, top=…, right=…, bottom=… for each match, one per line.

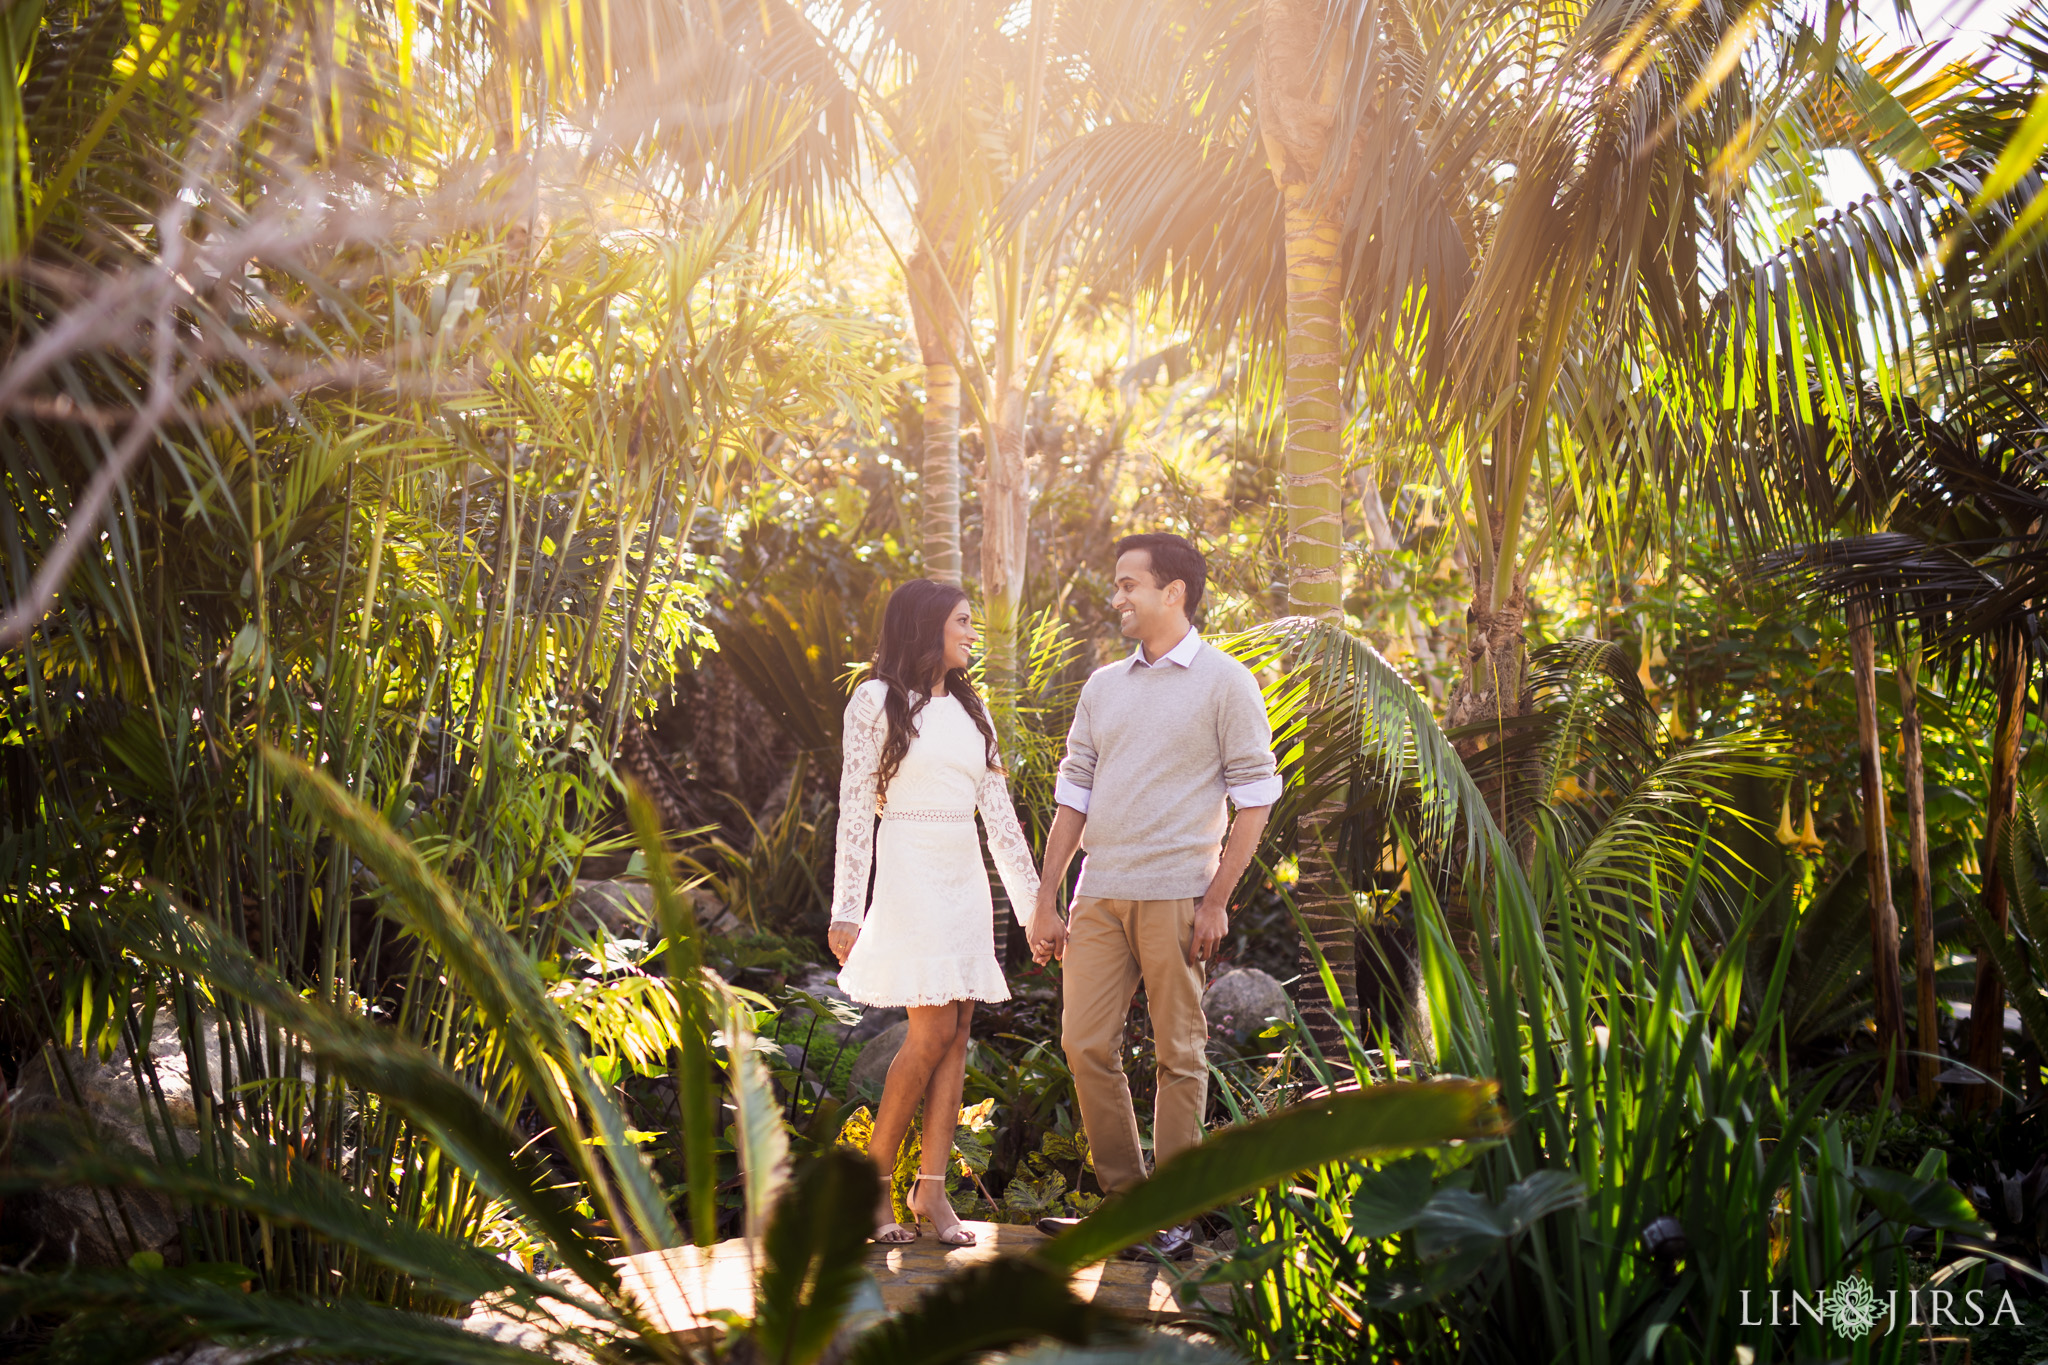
left=1278, top=184, right=1345, bottom=621
left=907, top=240, right=967, bottom=586
left=1259, top=0, right=1353, bottom=1052
left=1440, top=536, right=1528, bottom=960
left=1278, top=183, right=1354, bottom=1050
left=1966, top=633, right=2028, bottom=1106
left=978, top=379, right=1029, bottom=699
left=977, top=381, right=1027, bottom=970
left=1848, top=597, right=1906, bottom=1066
left=1896, top=635, right=1937, bottom=1105
left=976, top=0, right=1049, bottom=710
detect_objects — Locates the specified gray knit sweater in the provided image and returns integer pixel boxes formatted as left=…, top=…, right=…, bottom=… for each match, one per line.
left=1054, top=635, right=1281, bottom=900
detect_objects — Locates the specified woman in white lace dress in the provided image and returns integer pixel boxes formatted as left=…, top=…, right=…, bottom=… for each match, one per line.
left=827, top=579, right=1040, bottom=1247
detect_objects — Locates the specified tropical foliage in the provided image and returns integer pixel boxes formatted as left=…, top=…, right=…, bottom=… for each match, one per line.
left=4, top=0, right=2048, bottom=1361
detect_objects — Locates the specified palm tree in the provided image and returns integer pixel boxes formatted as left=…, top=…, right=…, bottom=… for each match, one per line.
left=1688, top=10, right=2048, bottom=1092
left=0, top=0, right=898, bottom=1298
left=796, top=0, right=1098, bottom=692
left=1016, top=0, right=1858, bottom=1031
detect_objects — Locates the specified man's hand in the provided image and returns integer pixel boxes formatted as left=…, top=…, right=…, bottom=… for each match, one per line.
left=1190, top=803, right=1271, bottom=968
left=1029, top=805, right=1087, bottom=967
left=1028, top=899, right=1069, bottom=965
left=828, top=922, right=858, bottom=965
left=1190, top=893, right=1229, bottom=967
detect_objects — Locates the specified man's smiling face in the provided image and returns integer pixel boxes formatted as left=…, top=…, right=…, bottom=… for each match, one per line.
left=1112, top=548, right=1183, bottom=640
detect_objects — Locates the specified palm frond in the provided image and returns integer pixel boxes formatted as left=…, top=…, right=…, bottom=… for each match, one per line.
left=1220, top=616, right=1517, bottom=876
left=128, top=903, right=623, bottom=1297
left=0, top=1136, right=607, bottom=1322
left=1006, top=122, right=1283, bottom=348
left=263, top=747, right=685, bottom=1261
left=0, top=1266, right=564, bottom=1363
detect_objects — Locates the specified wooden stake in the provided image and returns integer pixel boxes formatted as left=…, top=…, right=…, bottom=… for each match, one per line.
left=1966, top=634, right=2028, bottom=1108
left=1848, top=597, right=1906, bottom=1062
left=1896, top=634, right=1938, bottom=1104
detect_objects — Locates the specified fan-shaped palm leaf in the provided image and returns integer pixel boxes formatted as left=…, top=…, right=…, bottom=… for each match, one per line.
left=1223, top=616, right=1514, bottom=874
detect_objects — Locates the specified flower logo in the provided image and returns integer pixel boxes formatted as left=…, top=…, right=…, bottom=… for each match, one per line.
left=1827, top=1275, right=1881, bottom=1338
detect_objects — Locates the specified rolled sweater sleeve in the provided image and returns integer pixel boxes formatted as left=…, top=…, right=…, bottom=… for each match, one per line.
left=1219, top=668, right=1281, bottom=808
left=1053, top=690, right=1096, bottom=814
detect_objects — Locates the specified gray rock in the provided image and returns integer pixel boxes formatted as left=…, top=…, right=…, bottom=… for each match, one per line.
left=566, top=880, right=652, bottom=937
left=564, top=880, right=737, bottom=940
left=13, top=1012, right=218, bottom=1265
left=1203, top=968, right=1292, bottom=1044
left=847, top=1019, right=909, bottom=1098
left=846, top=1005, right=907, bottom=1044
left=785, top=972, right=862, bottom=1041
left=795, top=970, right=854, bottom=1008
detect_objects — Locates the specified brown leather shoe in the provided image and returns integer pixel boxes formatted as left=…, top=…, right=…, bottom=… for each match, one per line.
left=1034, top=1215, right=1083, bottom=1237
left=1118, top=1223, right=1196, bottom=1262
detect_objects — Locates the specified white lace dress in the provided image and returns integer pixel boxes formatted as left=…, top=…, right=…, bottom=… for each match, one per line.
left=831, top=679, right=1041, bottom=1006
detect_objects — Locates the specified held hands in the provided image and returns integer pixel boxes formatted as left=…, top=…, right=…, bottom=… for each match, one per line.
left=1027, top=896, right=1069, bottom=965
left=827, top=921, right=859, bottom=965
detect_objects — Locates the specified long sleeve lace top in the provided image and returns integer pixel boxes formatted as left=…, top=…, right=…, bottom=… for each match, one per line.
left=830, top=680, right=1041, bottom=928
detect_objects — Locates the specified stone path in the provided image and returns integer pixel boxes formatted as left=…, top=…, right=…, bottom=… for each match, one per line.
left=619, top=1221, right=1225, bottom=1339
left=470, top=1223, right=1227, bottom=1349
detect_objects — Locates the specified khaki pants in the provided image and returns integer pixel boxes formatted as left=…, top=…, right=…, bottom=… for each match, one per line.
left=1060, top=896, right=1208, bottom=1197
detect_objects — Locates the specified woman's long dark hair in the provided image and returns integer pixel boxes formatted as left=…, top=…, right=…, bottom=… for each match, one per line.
left=870, top=579, right=1000, bottom=800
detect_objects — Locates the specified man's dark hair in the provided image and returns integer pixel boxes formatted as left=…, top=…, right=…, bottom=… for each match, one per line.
left=1114, top=532, right=1206, bottom=621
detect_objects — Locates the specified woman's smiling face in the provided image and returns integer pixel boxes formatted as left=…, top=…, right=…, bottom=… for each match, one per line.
left=941, top=600, right=977, bottom=676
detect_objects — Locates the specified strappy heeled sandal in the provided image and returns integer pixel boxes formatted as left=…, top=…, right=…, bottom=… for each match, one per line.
left=908, top=1173, right=977, bottom=1247
left=871, top=1176, right=918, bottom=1245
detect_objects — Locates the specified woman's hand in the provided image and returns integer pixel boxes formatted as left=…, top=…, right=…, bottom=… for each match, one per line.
left=828, top=922, right=859, bottom=964
left=1027, top=898, right=1068, bottom=965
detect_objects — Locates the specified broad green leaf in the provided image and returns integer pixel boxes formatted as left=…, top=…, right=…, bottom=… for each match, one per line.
left=1496, top=1170, right=1589, bottom=1232
left=1036, top=1080, right=1500, bottom=1271
left=1853, top=1166, right=1982, bottom=1231
left=1350, top=1153, right=1436, bottom=1240
left=1414, top=1188, right=1510, bottom=1253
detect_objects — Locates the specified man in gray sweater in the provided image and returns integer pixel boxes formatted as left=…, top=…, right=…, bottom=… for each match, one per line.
left=1027, top=532, right=1280, bottom=1261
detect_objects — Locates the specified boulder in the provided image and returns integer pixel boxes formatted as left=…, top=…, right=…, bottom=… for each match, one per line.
left=786, top=971, right=861, bottom=1041
left=847, top=1020, right=909, bottom=1099
left=12, top=1012, right=216, bottom=1265
left=846, top=1005, right=907, bottom=1045
left=566, top=880, right=652, bottom=938
left=795, top=969, right=855, bottom=1010
left=1202, top=968, right=1291, bottom=1045
left=564, top=880, right=738, bottom=941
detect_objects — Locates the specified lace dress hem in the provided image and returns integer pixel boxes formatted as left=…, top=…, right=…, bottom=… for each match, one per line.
left=838, top=954, right=1013, bottom=1008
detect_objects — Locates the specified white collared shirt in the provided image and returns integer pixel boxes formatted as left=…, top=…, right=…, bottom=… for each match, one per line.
left=1124, top=625, right=1205, bottom=671
left=1053, top=630, right=1284, bottom=814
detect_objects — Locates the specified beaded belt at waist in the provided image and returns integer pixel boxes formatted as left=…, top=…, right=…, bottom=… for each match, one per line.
left=879, top=808, right=975, bottom=823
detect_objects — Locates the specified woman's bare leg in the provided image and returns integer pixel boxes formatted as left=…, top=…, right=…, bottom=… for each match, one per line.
left=867, top=1002, right=971, bottom=1235
left=908, top=1002, right=976, bottom=1243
